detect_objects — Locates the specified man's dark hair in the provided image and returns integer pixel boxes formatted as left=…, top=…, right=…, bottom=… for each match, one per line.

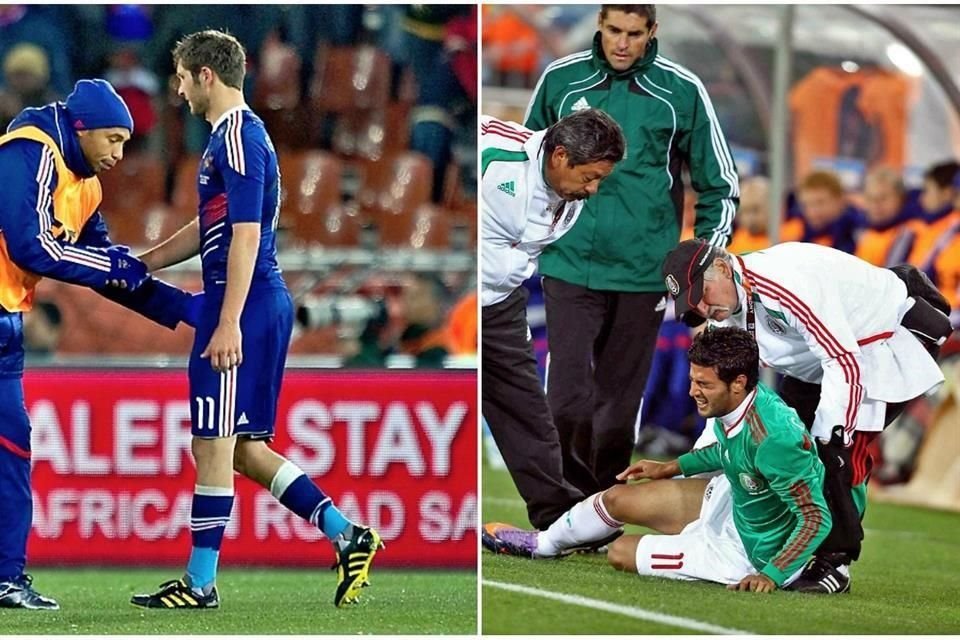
left=543, top=108, right=625, bottom=167
left=688, top=327, right=759, bottom=392
left=600, top=5, right=657, bottom=28
left=172, top=30, right=246, bottom=90
left=924, top=160, right=960, bottom=189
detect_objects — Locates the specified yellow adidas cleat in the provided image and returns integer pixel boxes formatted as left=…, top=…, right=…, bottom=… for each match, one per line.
left=333, top=526, right=384, bottom=607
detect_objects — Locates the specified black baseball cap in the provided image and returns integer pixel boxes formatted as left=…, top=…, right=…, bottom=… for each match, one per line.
left=662, top=239, right=721, bottom=318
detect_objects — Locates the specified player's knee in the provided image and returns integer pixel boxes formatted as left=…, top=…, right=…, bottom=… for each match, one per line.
left=601, top=485, right=628, bottom=522
left=607, top=536, right=638, bottom=573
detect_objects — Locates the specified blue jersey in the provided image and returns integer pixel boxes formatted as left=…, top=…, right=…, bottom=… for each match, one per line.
left=197, top=106, right=284, bottom=294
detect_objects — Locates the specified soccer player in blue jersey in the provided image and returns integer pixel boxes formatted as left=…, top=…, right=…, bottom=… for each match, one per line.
left=130, top=30, right=381, bottom=610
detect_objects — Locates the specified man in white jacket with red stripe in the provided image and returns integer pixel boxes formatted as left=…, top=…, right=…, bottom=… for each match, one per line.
left=662, top=238, right=952, bottom=593
left=481, top=109, right=625, bottom=530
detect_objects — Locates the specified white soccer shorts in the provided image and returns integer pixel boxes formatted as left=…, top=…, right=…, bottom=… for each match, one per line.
left=634, top=475, right=802, bottom=587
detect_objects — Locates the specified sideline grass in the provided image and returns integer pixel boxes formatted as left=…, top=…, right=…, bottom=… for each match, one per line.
left=482, top=465, right=960, bottom=635
left=1, top=568, right=476, bottom=634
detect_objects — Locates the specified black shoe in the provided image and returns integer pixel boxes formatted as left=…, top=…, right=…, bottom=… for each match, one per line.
left=787, top=555, right=851, bottom=594
left=130, top=578, right=220, bottom=609
left=563, top=529, right=625, bottom=556
left=332, top=526, right=383, bottom=607
left=0, top=574, right=59, bottom=610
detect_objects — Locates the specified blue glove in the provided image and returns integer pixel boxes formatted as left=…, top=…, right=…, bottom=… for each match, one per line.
left=103, top=246, right=148, bottom=291
left=182, top=292, right=204, bottom=329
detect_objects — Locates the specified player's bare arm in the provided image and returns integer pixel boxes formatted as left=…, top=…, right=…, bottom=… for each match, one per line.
left=201, top=222, right=259, bottom=372
left=616, top=459, right=680, bottom=482
left=138, top=219, right=201, bottom=271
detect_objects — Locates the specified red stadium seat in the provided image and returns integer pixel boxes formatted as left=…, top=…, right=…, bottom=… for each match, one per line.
left=377, top=203, right=451, bottom=249
left=309, top=45, right=391, bottom=114
left=356, top=152, right=433, bottom=219
left=279, top=151, right=357, bottom=246
left=97, top=153, right=167, bottom=246
left=253, top=36, right=302, bottom=111
left=171, top=155, right=200, bottom=216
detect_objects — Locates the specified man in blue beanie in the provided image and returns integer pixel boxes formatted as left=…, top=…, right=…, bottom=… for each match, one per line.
left=0, top=78, right=200, bottom=610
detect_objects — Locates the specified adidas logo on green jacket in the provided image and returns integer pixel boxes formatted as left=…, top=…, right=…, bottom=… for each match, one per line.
left=497, top=181, right=516, bottom=197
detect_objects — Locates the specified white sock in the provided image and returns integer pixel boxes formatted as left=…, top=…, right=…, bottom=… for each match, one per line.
left=536, top=492, right=623, bottom=557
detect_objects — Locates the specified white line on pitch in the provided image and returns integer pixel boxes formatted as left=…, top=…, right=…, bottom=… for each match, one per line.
left=482, top=579, right=752, bottom=635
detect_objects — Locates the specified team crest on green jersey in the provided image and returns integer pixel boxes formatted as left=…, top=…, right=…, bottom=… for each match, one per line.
left=739, top=472, right=767, bottom=494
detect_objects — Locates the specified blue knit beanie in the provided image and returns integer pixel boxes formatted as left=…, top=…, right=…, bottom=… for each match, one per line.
left=65, top=79, right=134, bottom=133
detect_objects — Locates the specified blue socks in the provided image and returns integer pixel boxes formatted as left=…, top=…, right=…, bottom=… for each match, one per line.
left=270, top=460, right=351, bottom=539
left=186, top=485, right=234, bottom=593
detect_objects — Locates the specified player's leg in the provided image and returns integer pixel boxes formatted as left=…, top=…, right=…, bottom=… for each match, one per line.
left=132, top=321, right=237, bottom=609
left=0, top=315, right=57, bottom=610
left=603, top=477, right=709, bottom=534
left=485, top=478, right=708, bottom=559
left=610, top=476, right=756, bottom=585
left=537, top=477, right=706, bottom=556
left=233, top=288, right=381, bottom=607
left=590, top=291, right=665, bottom=489
left=233, top=439, right=356, bottom=544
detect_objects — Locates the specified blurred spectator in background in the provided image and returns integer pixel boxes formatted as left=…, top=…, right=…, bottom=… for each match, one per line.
left=728, top=176, right=772, bottom=254
left=918, top=160, right=959, bottom=220
left=102, top=5, right=159, bottom=152
left=346, top=272, right=452, bottom=368
left=22, top=301, right=62, bottom=358
left=784, top=170, right=862, bottom=254
left=104, top=47, right=159, bottom=152
left=914, top=170, right=960, bottom=324
left=398, top=272, right=451, bottom=367
left=910, top=161, right=960, bottom=272
left=0, top=44, right=59, bottom=132
left=447, top=289, right=477, bottom=356
left=482, top=5, right=541, bottom=88
left=635, top=316, right=702, bottom=457
left=0, top=5, right=73, bottom=94
left=394, top=5, right=475, bottom=203
left=855, top=167, right=920, bottom=267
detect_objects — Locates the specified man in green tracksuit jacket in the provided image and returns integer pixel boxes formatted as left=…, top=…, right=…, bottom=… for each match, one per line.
left=524, top=4, right=739, bottom=494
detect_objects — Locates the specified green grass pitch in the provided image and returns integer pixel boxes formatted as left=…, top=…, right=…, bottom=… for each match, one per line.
left=482, top=465, right=960, bottom=635
left=1, top=568, right=476, bottom=634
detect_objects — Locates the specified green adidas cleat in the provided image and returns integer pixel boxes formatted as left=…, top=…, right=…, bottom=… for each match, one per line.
left=333, top=526, right=384, bottom=607
left=130, top=578, right=220, bottom=609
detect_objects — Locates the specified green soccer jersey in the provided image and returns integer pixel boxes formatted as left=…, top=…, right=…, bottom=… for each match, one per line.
left=678, top=383, right=832, bottom=586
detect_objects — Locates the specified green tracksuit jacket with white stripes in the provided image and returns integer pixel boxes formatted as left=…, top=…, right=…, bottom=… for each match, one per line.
left=525, top=35, right=739, bottom=292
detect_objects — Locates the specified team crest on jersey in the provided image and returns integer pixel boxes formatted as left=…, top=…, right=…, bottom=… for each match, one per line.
left=739, top=472, right=767, bottom=494
left=766, top=317, right=786, bottom=335
left=665, top=274, right=680, bottom=296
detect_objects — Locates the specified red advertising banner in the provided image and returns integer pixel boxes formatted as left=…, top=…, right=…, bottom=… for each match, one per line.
left=24, top=369, right=477, bottom=568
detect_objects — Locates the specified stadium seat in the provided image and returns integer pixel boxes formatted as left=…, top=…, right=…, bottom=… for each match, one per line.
left=97, top=153, right=167, bottom=246
left=356, top=152, right=433, bottom=219
left=253, top=36, right=302, bottom=111
left=377, top=203, right=450, bottom=249
left=309, top=45, right=391, bottom=115
left=171, top=155, right=200, bottom=216
left=279, top=151, right=359, bottom=246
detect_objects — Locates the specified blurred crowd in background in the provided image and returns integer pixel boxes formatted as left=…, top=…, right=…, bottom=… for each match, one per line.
left=0, top=4, right=478, bottom=367
left=482, top=4, right=960, bottom=487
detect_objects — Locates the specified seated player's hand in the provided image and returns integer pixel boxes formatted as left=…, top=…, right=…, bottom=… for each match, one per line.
left=616, top=459, right=679, bottom=482
left=727, top=573, right=776, bottom=593
left=201, top=320, right=242, bottom=372
left=103, top=247, right=148, bottom=290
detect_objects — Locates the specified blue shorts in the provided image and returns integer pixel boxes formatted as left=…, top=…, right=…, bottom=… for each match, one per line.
left=188, top=287, right=293, bottom=439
